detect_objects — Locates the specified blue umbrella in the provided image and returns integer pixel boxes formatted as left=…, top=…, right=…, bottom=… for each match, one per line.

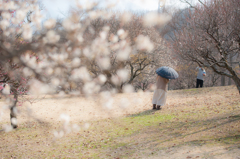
left=156, top=66, right=179, bottom=79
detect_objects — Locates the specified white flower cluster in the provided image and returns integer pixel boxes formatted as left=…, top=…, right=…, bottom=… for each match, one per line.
left=44, top=19, right=56, bottom=29
left=0, top=1, right=16, bottom=10
left=2, top=84, right=10, bottom=95
left=28, top=79, right=52, bottom=95
left=53, top=114, right=88, bottom=138
left=100, top=91, right=114, bottom=109
left=63, top=18, right=81, bottom=32
left=43, top=30, right=60, bottom=44
left=22, top=24, right=33, bottom=40
left=83, top=81, right=101, bottom=96
left=71, top=67, right=92, bottom=82
left=136, top=35, right=154, bottom=52
left=111, top=69, right=129, bottom=85
left=143, top=12, right=171, bottom=27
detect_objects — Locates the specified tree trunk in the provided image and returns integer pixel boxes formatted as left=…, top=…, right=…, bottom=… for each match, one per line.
left=10, top=105, right=17, bottom=129
left=10, top=82, right=19, bottom=129
left=228, top=78, right=232, bottom=85
left=232, top=74, right=240, bottom=94
left=225, top=62, right=240, bottom=94
left=221, top=75, right=225, bottom=86
left=228, top=55, right=233, bottom=85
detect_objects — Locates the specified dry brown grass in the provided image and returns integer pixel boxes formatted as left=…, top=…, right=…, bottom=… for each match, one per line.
left=0, top=86, right=240, bottom=158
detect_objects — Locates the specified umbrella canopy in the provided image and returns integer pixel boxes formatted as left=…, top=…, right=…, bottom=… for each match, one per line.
left=156, top=66, right=179, bottom=79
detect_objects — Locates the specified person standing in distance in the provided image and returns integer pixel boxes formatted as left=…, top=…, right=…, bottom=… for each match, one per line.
left=196, top=65, right=206, bottom=88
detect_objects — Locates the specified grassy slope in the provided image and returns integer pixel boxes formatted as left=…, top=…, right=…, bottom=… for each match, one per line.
left=0, top=86, right=240, bottom=159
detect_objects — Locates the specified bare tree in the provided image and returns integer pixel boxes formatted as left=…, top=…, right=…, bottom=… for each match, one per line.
left=171, top=0, right=240, bottom=93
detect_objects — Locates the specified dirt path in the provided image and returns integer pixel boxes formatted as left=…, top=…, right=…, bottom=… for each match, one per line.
left=0, top=92, right=154, bottom=124
left=0, top=88, right=219, bottom=124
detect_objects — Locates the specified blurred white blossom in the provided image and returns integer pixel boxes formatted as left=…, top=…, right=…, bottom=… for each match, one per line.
left=97, top=57, right=110, bottom=70
left=71, top=67, right=92, bottom=82
left=117, top=69, right=129, bottom=83
left=46, top=67, right=54, bottom=75
left=84, top=123, right=90, bottom=129
left=5, top=1, right=16, bottom=10
left=100, top=91, right=114, bottom=109
left=89, top=11, right=99, bottom=20
left=72, top=57, right=81, bottom=67
left=83, top=82, right=100, bottom=96
left=16, top=10, right=27, bottom=21
left=49, top=52, right=68, bottom=63
left=101, top=11, right=113, bottom=20
left=123, top=84, right=134, bottom=93
left=111, top=43, right=120, bottom=51
left=136, top=35, right=154, bottom=52
left=111, top=75, right=120, bottom=86
left=22, top=24, right=33, bottom=40
left=62, top=18, right=73, bottom=31
left=0, top=20, right=10, bottom=30
left=31, top=9, right=43, bottom=28
left=143, top=12, right=171, bottom=27
left=73, top=48, right=82, bottom=57
left=77, top=34, right=84, bottom=42
left=28, top=80, right=51, bottom=95
left=100, top=31, right=108, bottom=40
left=11, top=118, right=17, bottom=126
left=109, top=34, right=118, bottom=43
left=121, top=12, right=132, bottom=23
left=83, top=47, right=94, bottom=59
left=55, top=67, right=63, bottom=75
left=44, top=19, right=56, bottom=29
left=119, top=98, right=130, bottom=109
left=1, top=12, right=11, bottom=20
left=135, top=97, right=143, bottom=105
left=60, top=114, right=70, bottom=124
left=2, top=84, right=10, bottom=95
left=97, top=74, right=107, bottom=85
left=72, top=124, right=80, bottom=132
left=23, top=67, right=34, bottom=77
left=117, top=29, right=128, bottom=39
left=51, top=78, right=60, bottom=86
left=62, top=18, right=81, bottom=31
left=116, top=46, right=131, bottom=61
left=44, top=30, right=60, bottom=43
left=2, top=124, right=13, bottom=133
left=53, top=130, right=64, bottom=138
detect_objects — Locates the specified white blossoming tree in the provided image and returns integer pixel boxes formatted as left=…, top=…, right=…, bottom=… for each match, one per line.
left=0, top=0, right=172, bottom=129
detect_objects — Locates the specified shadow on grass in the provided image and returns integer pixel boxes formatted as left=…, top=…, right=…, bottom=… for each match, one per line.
left=154, top=114, right=240, bottom=143
left=127, top=109, right=158, bottom=117
left=105, top=112, right=240, bottom=158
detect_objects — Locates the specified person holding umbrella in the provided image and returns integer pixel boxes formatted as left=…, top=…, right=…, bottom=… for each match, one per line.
left=152, top=66, right=178, bottom=110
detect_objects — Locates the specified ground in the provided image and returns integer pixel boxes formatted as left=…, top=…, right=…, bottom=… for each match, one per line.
left=0, top=86, right=240, bottom=158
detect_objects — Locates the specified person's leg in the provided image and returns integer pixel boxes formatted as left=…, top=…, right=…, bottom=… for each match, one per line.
left=153, top=104, right=156, bottom=109
left=152, top=90, right=158, bottom=110
left=200, top=80, right=203, bottom=88
left=157, top=105, right=161, bottom=110
left=196, top=79, right=199, bottom=88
